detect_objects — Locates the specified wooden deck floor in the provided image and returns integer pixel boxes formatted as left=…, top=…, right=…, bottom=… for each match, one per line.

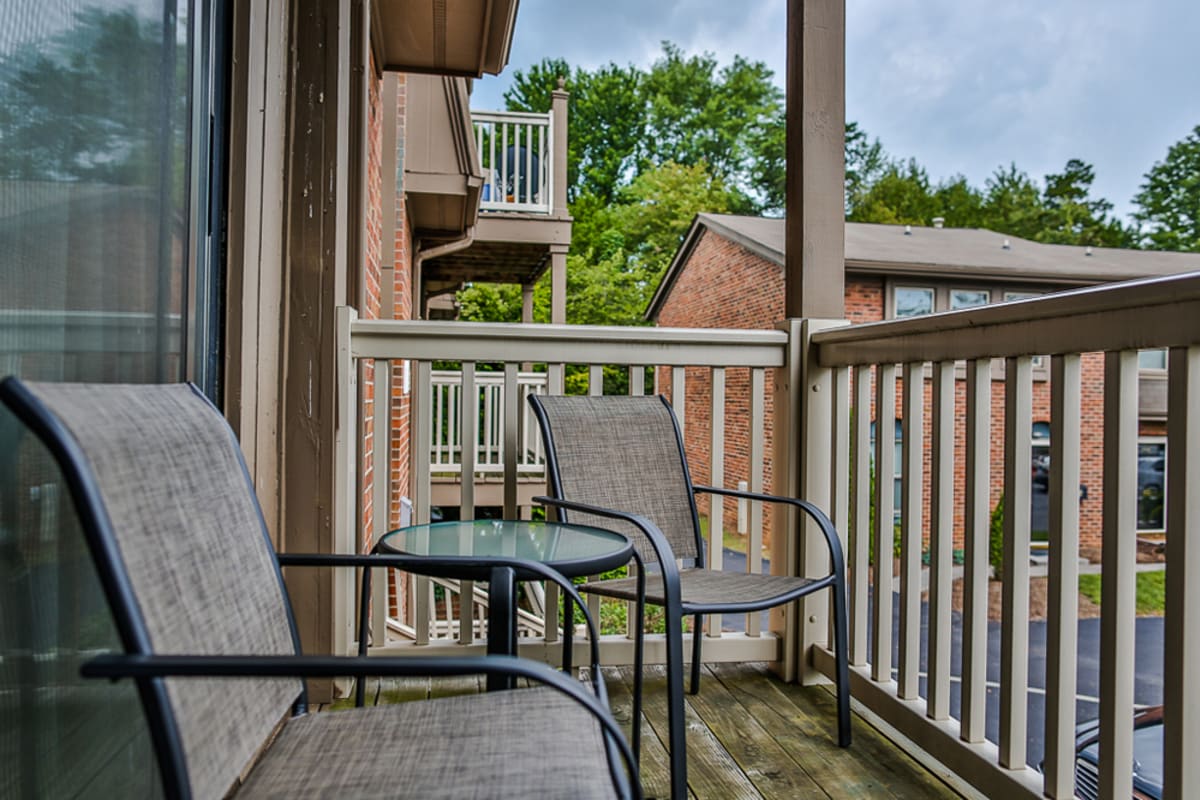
left=332, top=662, right=961, bottom=799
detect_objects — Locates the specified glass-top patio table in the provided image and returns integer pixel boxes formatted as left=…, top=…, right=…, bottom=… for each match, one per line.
left=376, top=520, right=632, bottom=690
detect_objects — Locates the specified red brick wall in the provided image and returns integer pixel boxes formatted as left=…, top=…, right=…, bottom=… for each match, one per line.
left=360, top=55, right=385, bottom=552
left=656, top=229, right=781, bottom=545
left=653, top=226, right=1159, bottom=555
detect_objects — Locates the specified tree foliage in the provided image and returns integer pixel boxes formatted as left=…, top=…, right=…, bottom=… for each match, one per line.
left=467, top=43, right=1195, bottom=335
left=1133, top=125, right=1200, bottom=252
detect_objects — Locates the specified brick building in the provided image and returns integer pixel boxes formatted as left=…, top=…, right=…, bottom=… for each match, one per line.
left=647, top=214, right=1200, bottom=553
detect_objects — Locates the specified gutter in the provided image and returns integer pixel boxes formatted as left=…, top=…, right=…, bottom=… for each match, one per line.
left=413, top=226, right=476, bottom=318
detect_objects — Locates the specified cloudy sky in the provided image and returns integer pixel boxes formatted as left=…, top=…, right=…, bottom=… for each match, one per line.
left=472, top=0, right=1200, bottom=222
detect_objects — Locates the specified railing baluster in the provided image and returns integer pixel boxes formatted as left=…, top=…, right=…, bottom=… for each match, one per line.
left=1165, top=345, right=1200, bottom=800
left=503, top=364, right=519, bottom=519
left=927, top=361, right=953, bottom=720
left=898, top=362, right=923, bottom=699
left=961, top=357, right=990, bottom=743
left=1000, top=355, right=1033, bottom=768
left=538, top=124, right=546, bottom=203
left=629, top=365, right=645, bottom=396
left=747, top=368, right=766, bottom=636
left=830, top=366, right=851, bottom=646
left=589, top=364, right=603, bottom=396
left=500, top=123, right=508, bottom=202
left=413, top=361, right=433, bottom=646
left=371, top=359, right=391, bottom=648
left=1099, top=350, right=1138, bottom=798
left=458, top=363, right=477, bottom=645
left=671, top=366, right=686, bottom=434
left=850, top=365, right=872, bottom=665
left=525, top=123, right=533, bottom=204
left=708, top=366, right=726, bottom=637
left=1044, top=353, right=1081, bottom=797
left=872, top=362, right=896, bottom=682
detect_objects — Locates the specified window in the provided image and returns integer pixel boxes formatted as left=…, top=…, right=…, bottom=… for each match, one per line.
left=869, top=419, right=904, bottom=521
left=895, top=287, right=935, bottom=318
left=1138, top=349, right=1167, bottom=370
left=1137, top=440, right=1166, bottom=531
left=950, top=289, right=990, bottom=309
left=0, top=0, right=223, bottom=793
left=1004, top=291, right=1043, bottom=302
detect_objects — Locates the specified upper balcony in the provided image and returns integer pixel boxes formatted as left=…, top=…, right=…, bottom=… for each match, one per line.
left=404, top=76, right=571, bottom=307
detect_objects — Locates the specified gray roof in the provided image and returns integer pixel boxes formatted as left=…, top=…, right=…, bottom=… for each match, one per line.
left=646, top=213, right=1200, bottom=319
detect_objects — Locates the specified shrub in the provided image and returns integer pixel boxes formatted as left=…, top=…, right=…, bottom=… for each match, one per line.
left=989, top=495, right=1005, bottom=576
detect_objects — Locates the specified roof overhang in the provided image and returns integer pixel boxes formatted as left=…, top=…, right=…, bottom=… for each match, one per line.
left=404, top=75, right=483, bottom=237
left=371, top=0, right=519, bottom=77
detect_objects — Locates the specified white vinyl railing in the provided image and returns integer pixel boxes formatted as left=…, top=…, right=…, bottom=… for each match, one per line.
left=429, top=369, right=546, bottom=475
left=0, top=309, right=182, bottom=382
left=336, top=316, right=790, bottom=667
left=472, top=110, right=552, bottom=214
left=797, top=271, right=1200, bottom=800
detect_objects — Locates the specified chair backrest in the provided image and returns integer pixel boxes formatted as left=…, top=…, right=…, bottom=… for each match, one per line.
left=1, top=379, right=302, bottom=799
left=530, top=395, right=702, bottom=565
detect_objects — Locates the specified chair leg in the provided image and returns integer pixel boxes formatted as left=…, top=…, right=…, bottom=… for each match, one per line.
left=689, top=614, right=703, bottom=694
left=631, top=580, right=645, bottom=766
left=664, top=604, right=688, bottom=800
left=831, top=578, right=852, bottom=748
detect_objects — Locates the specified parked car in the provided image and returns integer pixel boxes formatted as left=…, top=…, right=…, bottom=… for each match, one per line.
left=1032, top=454, right=1050, bottom=492
left=1072, top=705, right=1163, bottom=800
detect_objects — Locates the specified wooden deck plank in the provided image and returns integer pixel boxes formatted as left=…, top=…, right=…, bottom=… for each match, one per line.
left=600, top=666, right=683, bottom=800
left=725, top=664, right=959, bottom=799
left=683, top=665, right=829, bottom=800
left=322, top=662, right=961, bottom=800
left=625, top=664, right=763, bottom=800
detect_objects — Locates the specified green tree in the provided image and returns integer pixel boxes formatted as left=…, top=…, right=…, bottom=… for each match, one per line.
left=844, top=121, right=889, bottom=216
left=847, top=159, right=935, bottom=225
left=978, top=164, right=1046, bottom=240
left=1133, top=125, right=1200, bottom=252
left=1038, top=159, right=1130, bottom=247
left=599, top=161, right=740, bottom=284
left=0, top=7, right=185, bottom=183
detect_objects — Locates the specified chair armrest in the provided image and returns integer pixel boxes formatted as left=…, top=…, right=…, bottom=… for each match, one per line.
left=692, top=485, right=846, bottom=579
left=277, top=552, right=605, bottom=676
left=81, top=652, right=639, bottom=798
left=532, top=495, right=682, bottom=612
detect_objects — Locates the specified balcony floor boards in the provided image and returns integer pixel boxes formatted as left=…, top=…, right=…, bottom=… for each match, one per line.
left=323, top=662, right=961, bottom=799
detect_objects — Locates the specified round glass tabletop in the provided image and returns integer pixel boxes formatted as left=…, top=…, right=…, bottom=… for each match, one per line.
left=376, top=520, right=632, bottom=578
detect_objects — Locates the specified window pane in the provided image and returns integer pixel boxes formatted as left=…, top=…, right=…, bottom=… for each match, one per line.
left=0, top=1, right=194, bottom=384
left=1138, top=349, right=1167, bottom=370
left=1004, top=291, right=1041, bottom=302
left=0, top=1, right=210, bottom=795
left=1137, top=442, right=1166, bottom=531
left=950, top=289, right=989, bottom=309
left=895, top=287, right=934, bottom=317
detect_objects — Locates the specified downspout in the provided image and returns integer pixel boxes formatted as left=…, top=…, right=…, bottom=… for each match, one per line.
left=412, top=225, right=476, bottom=319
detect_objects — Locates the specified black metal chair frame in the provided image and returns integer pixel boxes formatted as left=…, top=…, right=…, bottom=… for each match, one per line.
left=1, top=377, right=640, bottom=800
left=529, top=393, right=850, bottom=800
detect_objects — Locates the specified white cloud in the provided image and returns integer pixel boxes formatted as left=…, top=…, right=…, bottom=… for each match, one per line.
left=474, top=0, right=1200, bottom=222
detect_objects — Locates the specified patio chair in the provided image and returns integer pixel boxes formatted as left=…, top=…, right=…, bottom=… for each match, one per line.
left=0, top=377, right=639, bottom=800
left=529, top=394, right=850, bottom=800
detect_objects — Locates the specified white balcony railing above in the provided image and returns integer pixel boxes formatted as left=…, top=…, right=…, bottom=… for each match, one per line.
left=472, top=110, right=553, bottom=214
left=429, top=368, right=546, bottom=476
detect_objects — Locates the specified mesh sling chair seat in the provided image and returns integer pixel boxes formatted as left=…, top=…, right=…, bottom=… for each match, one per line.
left=529, top=394, right=850, bottom=800
left=1, top=378, right=639, bottom=800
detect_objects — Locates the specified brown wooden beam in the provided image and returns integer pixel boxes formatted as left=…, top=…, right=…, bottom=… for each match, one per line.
left=785, top=0, right=845, bottom=319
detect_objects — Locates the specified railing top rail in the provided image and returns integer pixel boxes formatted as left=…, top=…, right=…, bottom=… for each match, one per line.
left=349, top=319, right=788, bottom=367
left=470, top=109, right=551, bottom=124
left=813, top=270, right=1200, bottom=366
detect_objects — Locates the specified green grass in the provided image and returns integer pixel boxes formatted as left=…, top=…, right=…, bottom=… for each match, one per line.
left=1078, top=570, right=1165, bottom=616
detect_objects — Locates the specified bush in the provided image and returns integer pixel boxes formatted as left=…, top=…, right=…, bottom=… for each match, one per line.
left=989, top=495, right=1005, bottom=576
